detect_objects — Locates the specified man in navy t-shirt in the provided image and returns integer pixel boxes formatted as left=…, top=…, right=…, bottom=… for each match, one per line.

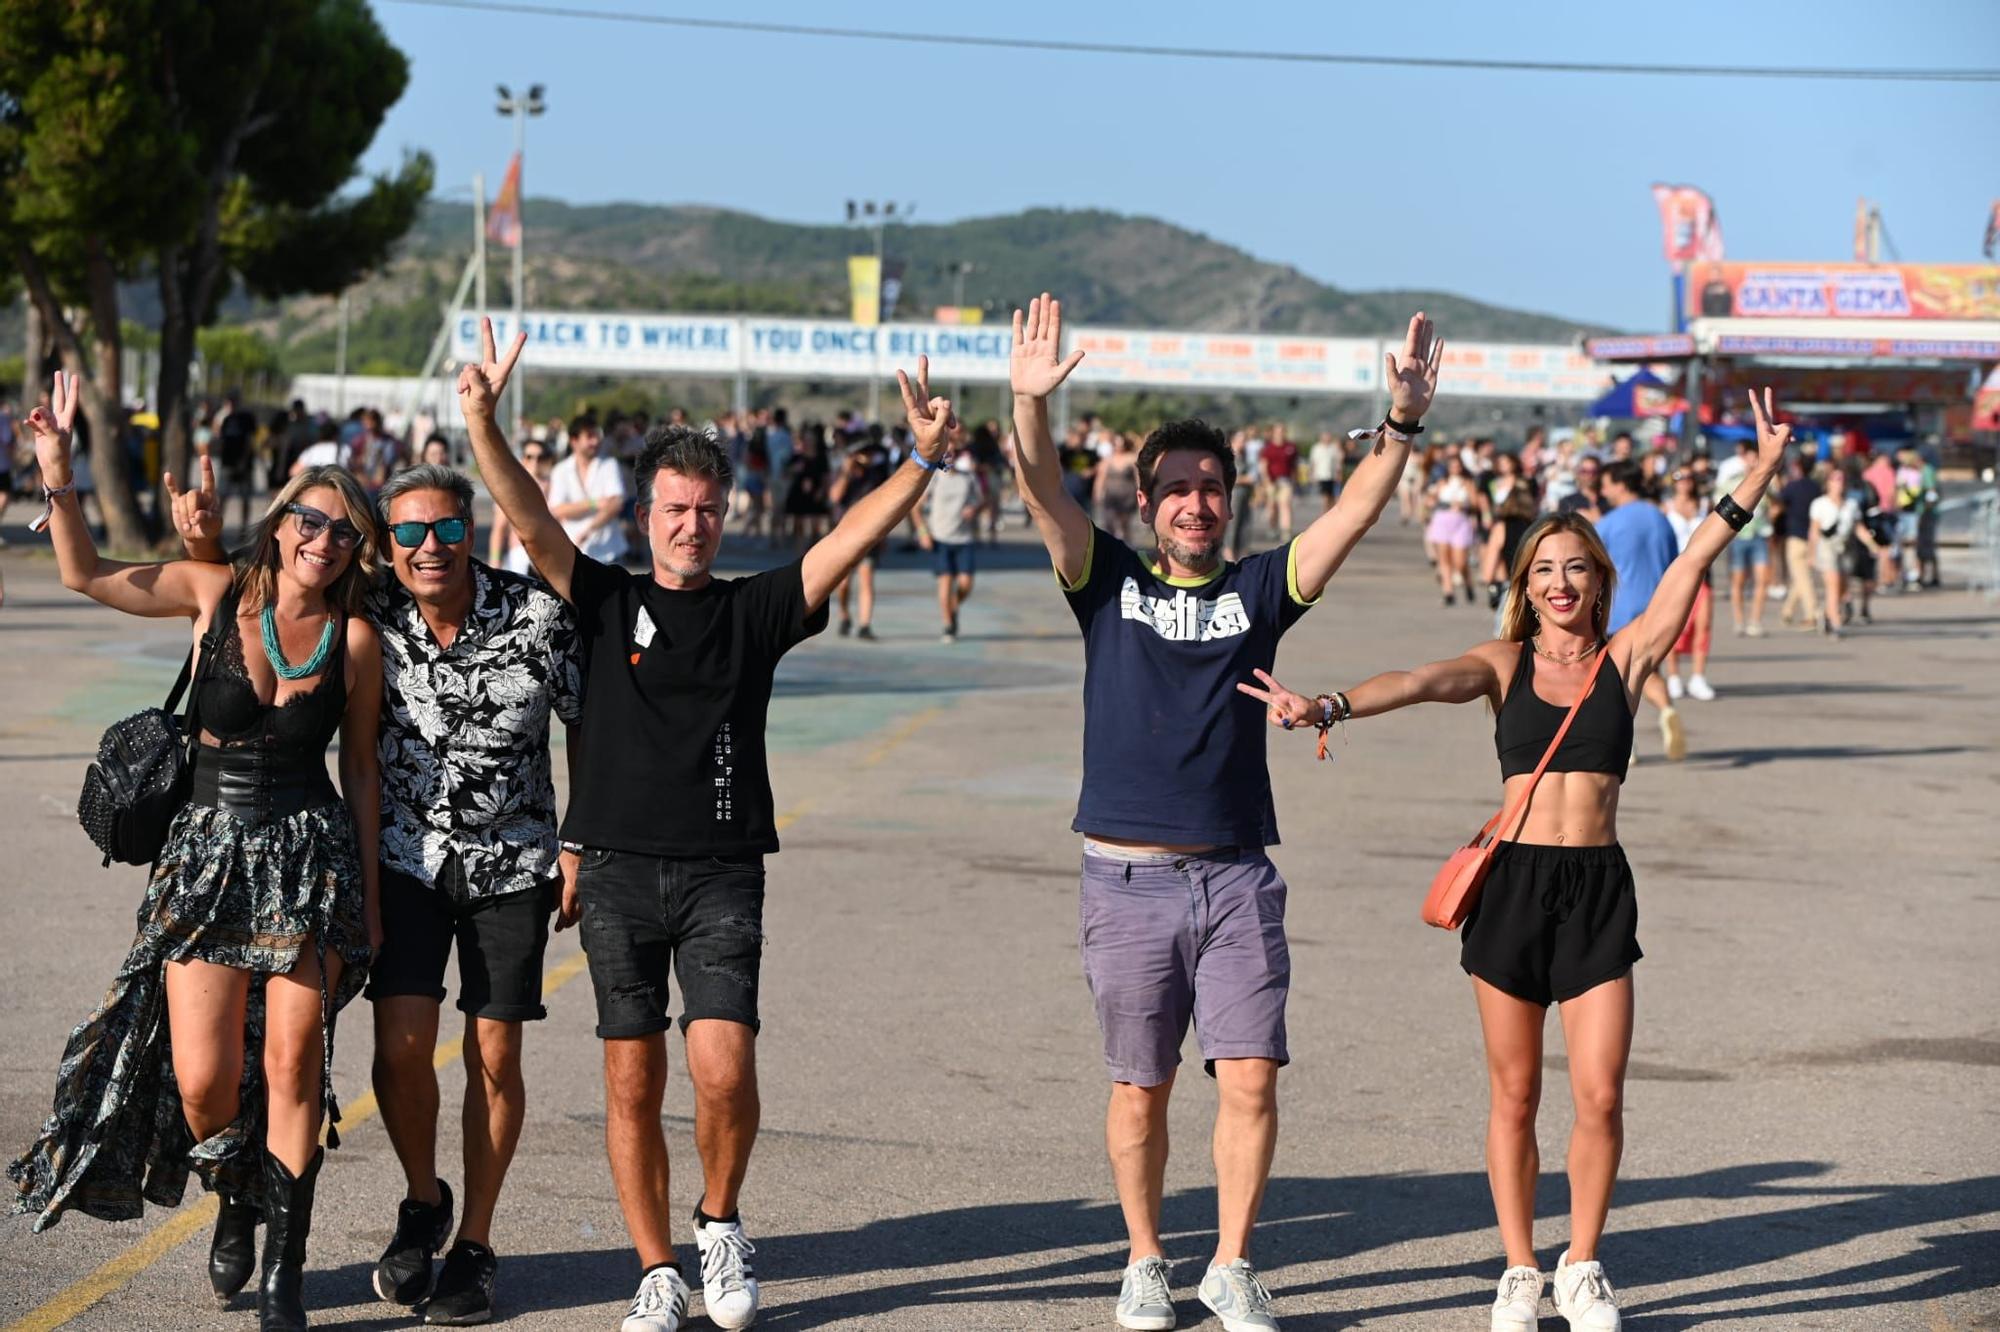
left=1008, top=293, right=1442, bottom=1331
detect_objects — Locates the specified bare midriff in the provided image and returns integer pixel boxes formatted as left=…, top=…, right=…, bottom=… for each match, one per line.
left=1498, top=768, right=1621, bottom=847
left=1088, top=834, right=1227, bottom=855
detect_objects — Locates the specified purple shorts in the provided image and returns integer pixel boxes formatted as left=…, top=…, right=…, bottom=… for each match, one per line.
left=1078, top=848, right=1291, bottom=1086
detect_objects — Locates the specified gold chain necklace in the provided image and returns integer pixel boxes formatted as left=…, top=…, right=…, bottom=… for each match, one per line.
left=1531, top=635, right=1602, bottom=664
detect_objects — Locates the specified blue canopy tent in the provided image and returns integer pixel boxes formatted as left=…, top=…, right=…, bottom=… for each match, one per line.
left=1588, top=367, right=1671, bottom=418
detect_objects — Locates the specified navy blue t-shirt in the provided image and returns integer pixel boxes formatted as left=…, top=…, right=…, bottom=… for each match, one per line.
left=1063, top=527, right=1315, bottom=847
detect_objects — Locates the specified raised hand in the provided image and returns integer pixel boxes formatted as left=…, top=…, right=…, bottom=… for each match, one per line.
left=456, top=316, right=526, bottom=422
left=1011, top=292, right=1086, bottom=399
left=1746, top=387, right=1793, bottom=472
left=1235, top=668, right=1318, bottom=732
left=895, top=353, right=957, bottom=462
left=24, top=371, right=80, bottom=481
left=1384, top=313, right=1443, bottom=424
left=163, top=441, right=222, bottom=545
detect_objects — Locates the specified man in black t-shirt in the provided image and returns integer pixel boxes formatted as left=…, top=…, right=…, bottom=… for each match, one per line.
left=215, top=391, right=261, bottom=533
left=457, top=319, right=957, bottom=1332
left=1007, top=294, right=1441, bottom=1331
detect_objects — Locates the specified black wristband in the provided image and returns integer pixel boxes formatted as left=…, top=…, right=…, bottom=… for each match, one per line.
left=1383, top=414, right=1425, bottom=436
left=1714, top=495, right=1751, bottom=531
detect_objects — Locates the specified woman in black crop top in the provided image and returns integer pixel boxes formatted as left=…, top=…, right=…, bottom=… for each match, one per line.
left=1241, top=391, right=1792, bottom=1332
left=12, top=375, right=385, bottom=1327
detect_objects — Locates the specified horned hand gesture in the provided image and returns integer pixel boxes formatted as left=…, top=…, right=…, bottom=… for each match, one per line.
left=896, top=354, right=957, bottom=465
left=24, top=372, right=80, bottom=483
left=1384, top=313, right=1443, bottom=425
left=163, top=441, right=222, bottom=545
left=1011, top=292, right=1086, bottom=400
left=456, top=316, right=526, bottom=423
left=1746, top=387, right=1792, bottom=474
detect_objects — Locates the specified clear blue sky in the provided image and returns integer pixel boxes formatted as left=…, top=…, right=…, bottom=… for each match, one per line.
left=361, top=0, right=2000, bottom=333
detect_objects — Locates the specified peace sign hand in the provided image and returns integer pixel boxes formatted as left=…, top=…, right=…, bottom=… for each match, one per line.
left=456, top=316, right=526, bottom=423
left=896, top=353, right=957, bottom=463
left=1746, top=387, right=1793, bottom=473
left=1235, top=668, right=1318, bottom=732
left=163, top=442, right=223, bottom=545
left=1384, top=313, right=1444, bottom=425
left=24, top=372, right=80, bottom=482
left=1010, top=293, right=1086, bottom=400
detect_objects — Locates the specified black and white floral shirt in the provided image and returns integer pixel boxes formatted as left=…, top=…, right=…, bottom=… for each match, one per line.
left=369, top=563, right=584, bottom=900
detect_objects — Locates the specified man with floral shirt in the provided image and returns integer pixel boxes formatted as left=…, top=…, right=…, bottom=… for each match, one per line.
left=183, top=460, right=582, bottom=1325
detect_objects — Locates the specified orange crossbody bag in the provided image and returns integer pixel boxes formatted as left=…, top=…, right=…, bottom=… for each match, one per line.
left=1421, top=648, right=1611, bottom=930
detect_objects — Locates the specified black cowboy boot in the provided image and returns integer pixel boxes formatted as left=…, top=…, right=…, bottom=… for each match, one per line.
left=258, top=1148, right=323, bottom=1332
left=208, top=1192, right=261, bottom=1305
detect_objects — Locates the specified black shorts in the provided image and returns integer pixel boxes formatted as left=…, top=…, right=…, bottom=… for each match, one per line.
left=576, top=848, right=766, bottom=1039
left=1459, top=842, right=1641, bottom=1007
left=1317, top=479, right=1337, bottom=498
left=365, top=859, right=558, bottom=1022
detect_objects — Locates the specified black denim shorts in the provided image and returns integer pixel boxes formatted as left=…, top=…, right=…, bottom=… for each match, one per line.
left=576, top=848, right=767, bottom=1039
left=366, top=859, right=558, bottom=1022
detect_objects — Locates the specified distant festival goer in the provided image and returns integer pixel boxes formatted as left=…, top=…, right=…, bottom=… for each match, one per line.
left=1239, top=389, right=1793, bottom=1332
left=12, top=374, right=383, bottom=1332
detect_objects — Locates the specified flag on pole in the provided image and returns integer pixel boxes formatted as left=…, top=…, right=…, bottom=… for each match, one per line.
left=1854, top=198, right=1873, bottom=262
left=1985, top=200, right=2000, bottom=259
left=848, top=255, right=882, bottom=326
left=1651, top=184, right=1723, bottom=269
left=488, top=154, right=522, bottom=249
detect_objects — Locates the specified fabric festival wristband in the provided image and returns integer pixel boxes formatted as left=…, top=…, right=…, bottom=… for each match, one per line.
left=29, top=482, right=75, bottom=534
left=908, top=451, right=951, bottom=473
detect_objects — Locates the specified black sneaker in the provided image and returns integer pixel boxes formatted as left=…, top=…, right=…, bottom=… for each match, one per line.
left=373, top=1179, right=454, bottom=1305
left=423, top=1239, right=498, bottom=1326
left=855, top=624, right=877, bottom=641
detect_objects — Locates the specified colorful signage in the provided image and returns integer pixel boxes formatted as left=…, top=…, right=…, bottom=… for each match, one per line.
left=1651, top=184, right=1724, bottom=269
left=1437, top=342, right=1610, bottom=401
left=1586, top=334, right=1696, bottom=361
left=1687, top=262, right=2000, bottom=321
left=1068, top=328, right=1381, bottom=395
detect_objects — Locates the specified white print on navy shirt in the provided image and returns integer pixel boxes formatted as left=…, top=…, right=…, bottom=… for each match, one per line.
left=1118, top=577, right=1252, bottom=643
left=712, top=722, right=734, bottom=823
left=633, top=606, right=657, bottom=648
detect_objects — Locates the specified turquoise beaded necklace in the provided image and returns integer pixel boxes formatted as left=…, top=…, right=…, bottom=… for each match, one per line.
left=261, top=603, right=338, bottom=681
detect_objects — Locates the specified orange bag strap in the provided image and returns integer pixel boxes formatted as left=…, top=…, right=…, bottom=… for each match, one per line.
left=1477, top=645, right=1613, bottom=848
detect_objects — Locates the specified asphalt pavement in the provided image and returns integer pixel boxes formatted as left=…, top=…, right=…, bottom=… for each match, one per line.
left=1, top=511, right=1995, bottom=1331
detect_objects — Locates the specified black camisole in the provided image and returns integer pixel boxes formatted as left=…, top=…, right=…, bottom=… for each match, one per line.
left=197, top=600, right=348, bottom=763
left=1493, top=641, right=1631, bottom=782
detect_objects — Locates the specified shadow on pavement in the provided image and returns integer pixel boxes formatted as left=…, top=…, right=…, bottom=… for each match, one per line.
left=432, top=1163, right=1995, bottom=1327
left=1684, top=744, right=1976, bottom=769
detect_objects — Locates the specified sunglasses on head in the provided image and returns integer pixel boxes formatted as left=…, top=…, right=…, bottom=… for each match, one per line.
left=285, top=503, right=362, bottom=549
left=389, top=517, right=470, bottom=548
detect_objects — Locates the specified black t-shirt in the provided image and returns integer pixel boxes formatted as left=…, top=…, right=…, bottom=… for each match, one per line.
left=1776, top=477, right=1820, bottom=540
left=217, top=408, right=258, bottom=471
left=561, top=553, right=828, bottom=857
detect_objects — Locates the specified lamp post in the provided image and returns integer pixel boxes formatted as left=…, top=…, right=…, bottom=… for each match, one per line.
left=845, top=199, right=915, bottom=423
left=497, top=82, right=545, bottom=434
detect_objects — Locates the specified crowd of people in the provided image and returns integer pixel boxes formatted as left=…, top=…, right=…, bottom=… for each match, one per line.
left=0, top=294, right=1963, bottom=1332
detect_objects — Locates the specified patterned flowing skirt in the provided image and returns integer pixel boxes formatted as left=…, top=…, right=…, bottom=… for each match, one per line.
left=8, top=799, right=370, bottom=1230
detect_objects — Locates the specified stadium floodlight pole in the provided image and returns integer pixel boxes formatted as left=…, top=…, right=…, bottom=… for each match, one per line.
left=497, top=82, right=546, bottom=435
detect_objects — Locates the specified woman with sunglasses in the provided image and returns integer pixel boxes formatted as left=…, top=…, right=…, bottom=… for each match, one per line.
left=11, top=374, right=385, bottom=1330
left=490, top=439, right=557, bottom=576
left=1240, top=394, right=1792, bottom=1332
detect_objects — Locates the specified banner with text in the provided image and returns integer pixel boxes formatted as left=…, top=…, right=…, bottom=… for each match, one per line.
left=1686, top=262, right=2000, bottom=321
left=452, top=312, right=1603, bottom=400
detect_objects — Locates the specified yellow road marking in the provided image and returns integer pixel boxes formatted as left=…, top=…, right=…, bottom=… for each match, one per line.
left=7, top=950, right=595, bottom=1332
left=5, top=697, right=942, bottom=1329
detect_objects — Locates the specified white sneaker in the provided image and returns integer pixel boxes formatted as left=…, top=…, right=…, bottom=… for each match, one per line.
left=1116, top=1255, right=1176, bottom=1330
left=1659, top=706, right=1687, bottom=761
left=1686, top=674, right=1715, bottom=701
left=1198, top=1260, right=1279, bottom=1331
left=622, top=1266, right=691, bottom=1332
left=1745, top=622, right=1766, bottom=638
left=1666, top=674, right=1684, bottom=701
left=1552, top=1250, right=1620, bottom=1331
left=693, top=1216, right=759, bottom=1329
left=1491, top=1265, right=1543, bottom=1331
